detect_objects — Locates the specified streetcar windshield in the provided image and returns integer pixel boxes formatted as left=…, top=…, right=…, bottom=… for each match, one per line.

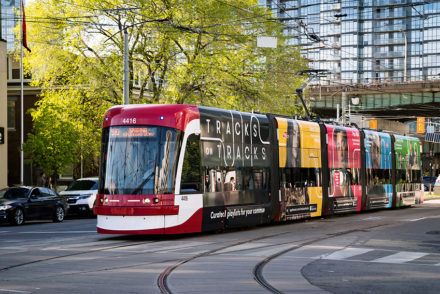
left=99, top=126, right=182, bottom=195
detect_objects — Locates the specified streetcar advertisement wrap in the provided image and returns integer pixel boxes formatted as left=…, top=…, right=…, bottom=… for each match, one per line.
left=276, top=118, right=322, bottom=220
left=364, top=130, right=392, bottom=208
left=198, top=107, right=271, bottom=230
left=394, top=135, right=422, bottom=206
left=326, top=125, right=362, bottom=212
left=95, top=104, right=424, bottom=235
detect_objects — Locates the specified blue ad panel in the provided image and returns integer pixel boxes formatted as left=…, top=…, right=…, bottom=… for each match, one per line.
left=384, top=184, right=393, bottom=208
left=364, top=130, right=392, bottom=169
left=364, top=130, right=392, bottom=209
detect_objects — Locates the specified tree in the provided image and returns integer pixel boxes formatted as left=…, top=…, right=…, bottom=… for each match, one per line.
left=22, top=0, right=308, bottom=178
left=23, top=92, right=81, bottom=183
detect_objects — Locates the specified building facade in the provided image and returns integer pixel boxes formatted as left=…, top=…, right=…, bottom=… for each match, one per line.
left=2, top=0, right=40, bottom=186
left=264, top=0, right=440, bottom=115
left=265, top=0, right=440, bottom=175
left=0, top=38, right=7, bottom=189
left=1, top=0, right=18, bottom=52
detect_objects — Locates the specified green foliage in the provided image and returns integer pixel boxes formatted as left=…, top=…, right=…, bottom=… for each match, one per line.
left=23, top=92, right=80, bottom=177
left=22, top=0, right=308, bottom=177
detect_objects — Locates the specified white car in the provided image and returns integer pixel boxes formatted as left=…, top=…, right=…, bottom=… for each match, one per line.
left=59, top=177, right=98, bottom=215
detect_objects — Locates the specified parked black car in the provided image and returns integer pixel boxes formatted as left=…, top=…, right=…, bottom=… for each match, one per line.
left=423, top=176, right=436, bottom=191
left=0, top=186, right=69, bottom=225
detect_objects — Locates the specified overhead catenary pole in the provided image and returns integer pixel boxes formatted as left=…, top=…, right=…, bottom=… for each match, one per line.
left=20, top=1, right=24, bottom=185
left=296, top=70, right=329, bottom=120
left=342, top=91, right=347, bottom=125
left=123, top=27, right=129, bottom=104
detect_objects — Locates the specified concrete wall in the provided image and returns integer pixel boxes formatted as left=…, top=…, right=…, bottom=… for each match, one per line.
left=0, top=41, right=7, bottom=188
left=358, top=118, right=410, bottom=135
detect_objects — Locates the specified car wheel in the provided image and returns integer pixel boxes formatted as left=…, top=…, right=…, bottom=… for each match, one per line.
left=11, top=208, right=24, bottom=225
left=53, top=206, right=65, bottom=222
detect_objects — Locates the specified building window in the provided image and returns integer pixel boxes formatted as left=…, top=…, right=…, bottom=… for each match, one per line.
left=7, top=97, right=17, bottom=131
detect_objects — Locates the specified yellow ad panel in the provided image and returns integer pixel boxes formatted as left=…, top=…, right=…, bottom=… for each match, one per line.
left=308, top=187, right=322, bottom=218
left=298, top=120, right=320, bottom=133
left=302, top=149, right=321, bottom=168
left=276, top=118, right=288, bottom=168
left=298, top=121, right=321, bottom=168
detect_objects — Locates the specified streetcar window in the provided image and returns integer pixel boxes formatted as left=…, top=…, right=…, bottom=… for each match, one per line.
left=279, top=168, right=321, bottom=189
left=180, top=134, right=202, bottom=193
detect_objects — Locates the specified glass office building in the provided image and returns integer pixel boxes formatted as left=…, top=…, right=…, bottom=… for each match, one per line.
left=264, top=0, right=440, bottom=116
left=1, top=0, right=19, bottom=51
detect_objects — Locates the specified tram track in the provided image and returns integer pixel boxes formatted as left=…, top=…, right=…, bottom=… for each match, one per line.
left=0, top=240, right=154, bottom=272
left=0, top=237, right=232, bottom=273
left=158, top=222, right=389, bottom=294
left=157, top=230, right=295, bottom=294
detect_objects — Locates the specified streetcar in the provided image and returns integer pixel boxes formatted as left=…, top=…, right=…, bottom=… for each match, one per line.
left=94, top=104, right=422, bottom=234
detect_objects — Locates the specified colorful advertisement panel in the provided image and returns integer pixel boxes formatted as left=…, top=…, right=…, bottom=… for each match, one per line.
left=326, top=125, right=362, bottom=211
left=394, top=135, right=422, bottom=206
left=276, top=118, right=322, bottom=220
left=364, top=130, right=392, bottom=208
left=394, top=135, right=421, bottom=170
left=198, top=107, right=271, bottom=230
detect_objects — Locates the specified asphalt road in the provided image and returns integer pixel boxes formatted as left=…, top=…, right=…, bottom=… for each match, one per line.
left=1, top=200, right=440, bottom=294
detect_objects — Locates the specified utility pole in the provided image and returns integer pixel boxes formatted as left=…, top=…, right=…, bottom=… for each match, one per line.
left=123, top=27, right=129, bottom=104
left=342, top=91, right=347, bottom=125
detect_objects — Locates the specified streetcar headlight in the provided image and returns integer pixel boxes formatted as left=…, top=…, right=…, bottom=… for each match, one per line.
left=104, top=198, right=109, bottom=204
left=153, top=198, right=159, bottom=204
left=144, top=198, right=151, bottom=204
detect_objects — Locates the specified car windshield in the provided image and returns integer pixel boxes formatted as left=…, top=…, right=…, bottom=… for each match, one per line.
left=0, top=187, right=29, bottom=199
left=66, top=180, right=98, bottom=191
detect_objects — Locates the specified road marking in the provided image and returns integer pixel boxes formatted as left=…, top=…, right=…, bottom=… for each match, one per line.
left=372, top=251, right=428, bottom=264
left=19, top=231, right=96, bottom=234
left=405, top=217, right=426, bottom=222
left=0, top=231, right=10, bottom=233
left=0, top=289, right=32, bottom=293
left=362, top=216, right=383, bottom=221
left=321, top=247, right=439, bottom=266
left=323, top=248, right=374, bottom=260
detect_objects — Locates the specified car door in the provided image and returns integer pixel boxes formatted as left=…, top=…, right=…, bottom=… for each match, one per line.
left=27, top=188, right=45, bottom=220
left=39, top=188, right=57, bottom=218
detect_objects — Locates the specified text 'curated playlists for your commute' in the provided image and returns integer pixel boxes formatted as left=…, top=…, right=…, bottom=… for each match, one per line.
left=210, top=207, right=266, bottom=220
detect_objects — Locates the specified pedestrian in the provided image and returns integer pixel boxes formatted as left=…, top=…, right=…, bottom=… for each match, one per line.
left=46, top=176, right=54, bottom=190
left=37, top=172, right=47, bottom=187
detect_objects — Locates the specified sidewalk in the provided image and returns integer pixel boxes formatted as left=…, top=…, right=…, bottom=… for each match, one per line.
left=424, top=193, right=440, bottom=201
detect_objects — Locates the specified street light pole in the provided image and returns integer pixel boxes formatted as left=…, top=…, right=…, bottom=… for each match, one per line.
left=123, top=27, right=129, bottom=104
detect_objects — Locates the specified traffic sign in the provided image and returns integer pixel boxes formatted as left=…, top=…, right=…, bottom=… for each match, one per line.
left=417, top=117, right=425, bottom=133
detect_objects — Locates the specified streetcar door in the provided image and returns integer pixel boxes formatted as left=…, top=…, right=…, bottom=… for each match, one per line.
left=165, top=130, right=203, bottom=234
